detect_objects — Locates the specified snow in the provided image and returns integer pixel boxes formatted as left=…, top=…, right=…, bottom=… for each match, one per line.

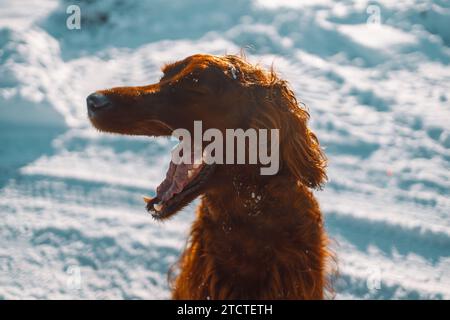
left=0, top=0, right=449, bottom=299
left=338, top=24, right=417, bottom=49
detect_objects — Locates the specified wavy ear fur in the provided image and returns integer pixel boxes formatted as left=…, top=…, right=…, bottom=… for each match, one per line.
left=250, top=76, right=327, bottom=189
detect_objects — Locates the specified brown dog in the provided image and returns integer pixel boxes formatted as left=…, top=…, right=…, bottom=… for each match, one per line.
left=87, top=54, right=331, bottom=299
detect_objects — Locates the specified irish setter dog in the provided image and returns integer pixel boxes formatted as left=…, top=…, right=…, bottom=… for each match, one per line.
left=87, top=54, right=331, bottom=299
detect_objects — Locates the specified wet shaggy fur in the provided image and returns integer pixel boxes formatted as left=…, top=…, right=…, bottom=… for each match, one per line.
left=88, top=54, right=333, bottom=299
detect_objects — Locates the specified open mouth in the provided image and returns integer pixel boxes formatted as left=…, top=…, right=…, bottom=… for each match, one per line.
left=144, top=151, right=215, bottom=220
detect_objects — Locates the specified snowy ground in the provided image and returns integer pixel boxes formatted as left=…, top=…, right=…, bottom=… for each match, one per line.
left=0, top=0, right=449, bottom=299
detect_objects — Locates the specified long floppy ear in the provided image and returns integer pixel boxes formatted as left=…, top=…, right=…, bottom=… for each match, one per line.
left=251, top=79, right=327, bottom=189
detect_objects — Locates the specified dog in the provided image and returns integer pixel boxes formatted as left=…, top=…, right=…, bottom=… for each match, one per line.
left=87, top=54, right=331, bottom=299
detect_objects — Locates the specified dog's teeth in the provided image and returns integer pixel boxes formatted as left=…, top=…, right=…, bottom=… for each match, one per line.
left=143, top=196, right=153, bottom=203
left=187, top=170, right=194, bottom=178
left=153, top=203, right=163, bottom=211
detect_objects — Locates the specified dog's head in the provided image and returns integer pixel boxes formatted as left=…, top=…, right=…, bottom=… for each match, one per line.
left=87, top=54, right=326, bottom=219
left=87, top=54, right=245, bottom=136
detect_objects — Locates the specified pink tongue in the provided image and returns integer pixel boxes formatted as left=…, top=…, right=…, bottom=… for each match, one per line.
left=156, top=161, right=203, bottom=202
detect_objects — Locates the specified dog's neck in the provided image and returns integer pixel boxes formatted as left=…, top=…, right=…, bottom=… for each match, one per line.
left=198, top=167, right=317, bottom=286
left=202, top=166, right=305, bottom=227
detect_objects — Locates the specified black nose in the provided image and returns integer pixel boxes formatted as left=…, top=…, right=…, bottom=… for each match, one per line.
left=86, top=92, right=111, bottom=111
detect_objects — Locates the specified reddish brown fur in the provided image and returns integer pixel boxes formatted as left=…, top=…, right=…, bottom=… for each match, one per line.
left=88, top=54, right=332, bottom=299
